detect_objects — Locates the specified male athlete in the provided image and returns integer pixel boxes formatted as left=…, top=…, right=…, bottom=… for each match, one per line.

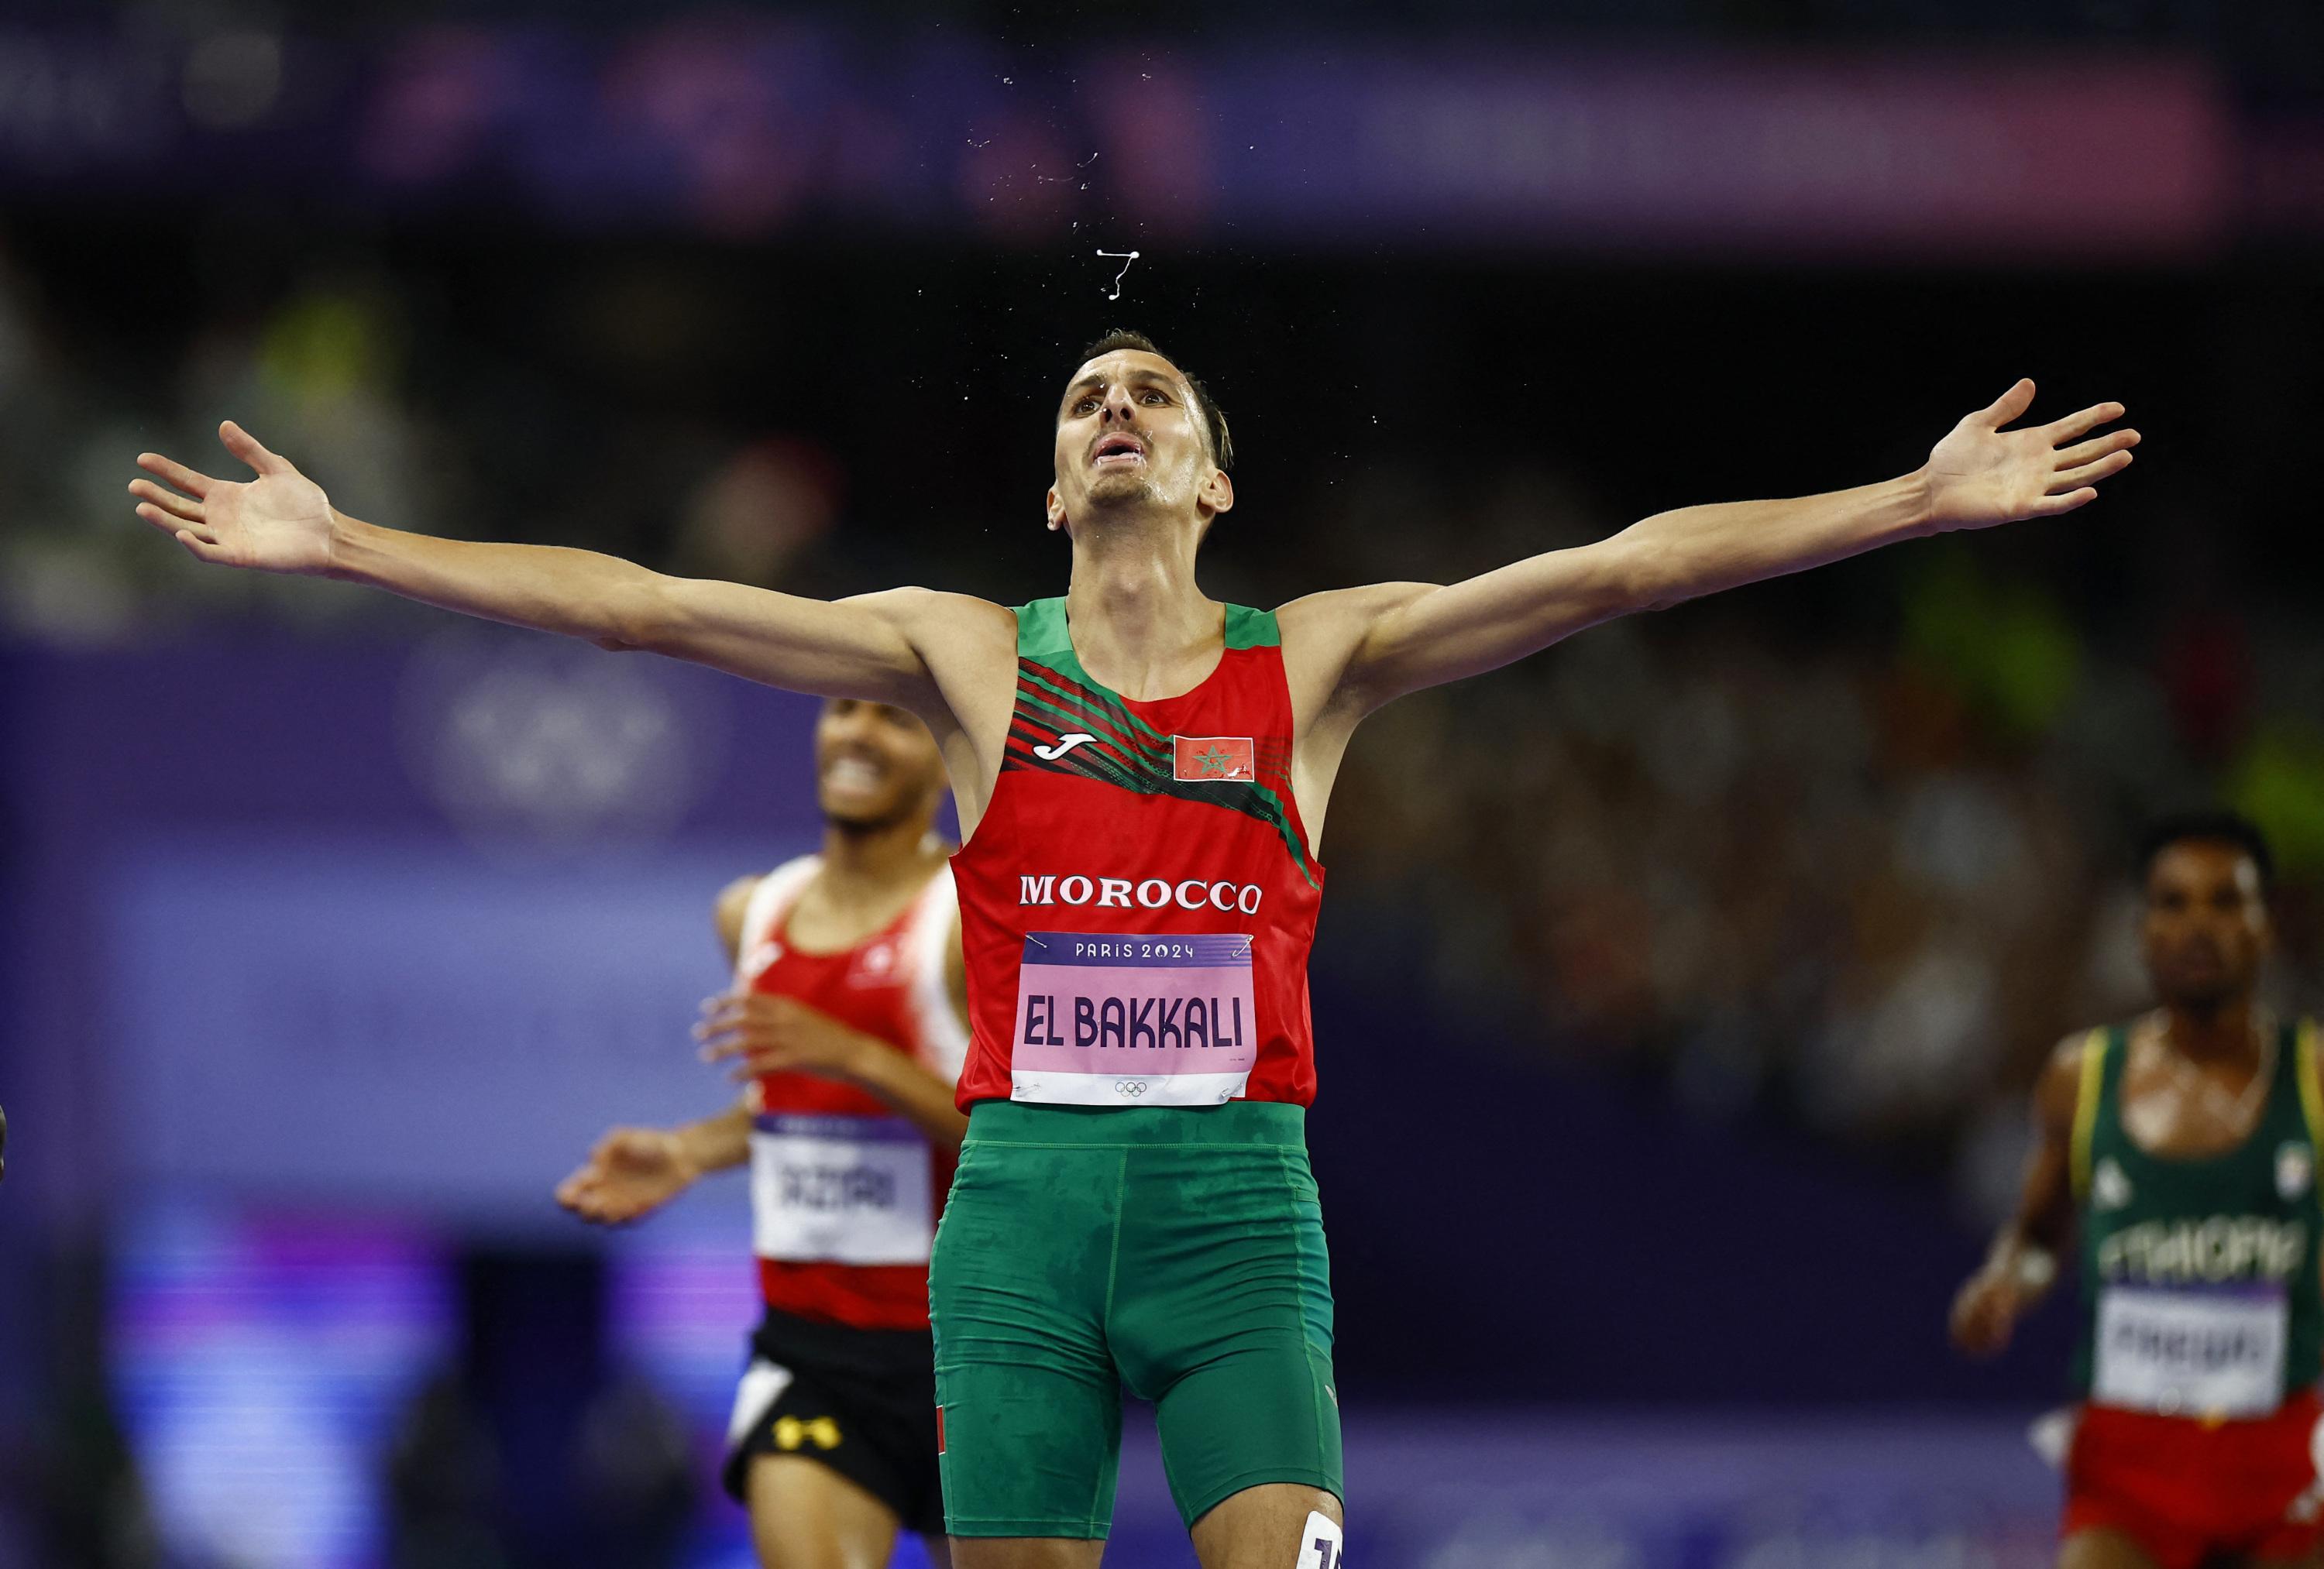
left=555, top=694, right=967, bottom=1569
left=1952, top=813, right=2322, bottom=1569
left=131, top=329, right=2136, bottom=1569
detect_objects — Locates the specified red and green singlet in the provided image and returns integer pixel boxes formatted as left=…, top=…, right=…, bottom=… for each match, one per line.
left=951, top=599, right=1325, bottom=1110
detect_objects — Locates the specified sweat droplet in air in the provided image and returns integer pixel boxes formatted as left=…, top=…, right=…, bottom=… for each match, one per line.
left=1096, top=249, right=1140, bottom=300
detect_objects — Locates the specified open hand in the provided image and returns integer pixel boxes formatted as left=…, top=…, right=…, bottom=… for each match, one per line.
left=555, top=1127, right=698, bottom=1224
left=129, top=421, right=339, bottom=574
left=696, top=993, right=872, bottom=1083
left=1923, top=380, right=2137, bottom=532
left=1948, top=1268, right=2028, bottom=1358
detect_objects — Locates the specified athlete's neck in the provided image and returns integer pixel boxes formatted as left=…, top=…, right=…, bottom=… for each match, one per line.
left=2161, top=994, right=2265, bottom=1067
left=817, top=808, right=941, bottom=904
left=1064, top=513, right=1221, bottom=699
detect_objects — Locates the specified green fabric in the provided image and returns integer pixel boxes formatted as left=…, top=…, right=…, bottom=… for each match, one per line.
left=1223, top=603, right=1280, bottom=650
left=2071, top=1021, right=2324, bottom=1399
left=1014, top=596, right=1077, bottom=664
left=930, top=1101, right=1342, bottom=1535
left=1012, top=598, right=1280, bottom=662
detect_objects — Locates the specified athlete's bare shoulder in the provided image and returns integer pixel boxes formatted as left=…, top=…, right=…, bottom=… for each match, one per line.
left=2033, top=1028, right=2100, bottom=1135
left=842, top=586, right=1011, bottom=636
left=713, top=874, right=761, bottom=966
left=1274, top=583, right=1439, bottom=723
left=845, top=589, right=1016, bottom=709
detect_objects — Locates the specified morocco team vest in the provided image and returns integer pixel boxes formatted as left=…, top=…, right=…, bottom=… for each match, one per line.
left=951, top=598, right=1325, bottom=1110
left=2070, top=1018, right=2324, bottom=1418
left=734, top=854, right=968, bottom=1330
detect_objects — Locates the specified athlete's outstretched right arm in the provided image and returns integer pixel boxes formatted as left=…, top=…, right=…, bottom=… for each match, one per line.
left=129, top=422, right=964, bottom=712
left=1950, top=1035, right=2087, bottom=1358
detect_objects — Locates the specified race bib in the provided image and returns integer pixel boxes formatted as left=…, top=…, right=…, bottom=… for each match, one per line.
left=748, top=1113, right=933, bottom=1265
left=1009, top=932, right=1257, bottom=1107
left=2093, top=1283, right=2289, bottom=1418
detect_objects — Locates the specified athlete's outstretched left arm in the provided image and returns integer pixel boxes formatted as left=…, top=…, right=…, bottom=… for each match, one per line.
left=1308, top=381, right=2134, bottom=709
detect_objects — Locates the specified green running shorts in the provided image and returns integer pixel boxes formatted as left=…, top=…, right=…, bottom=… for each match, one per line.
left=930, top=1099, right=1342, bottom=1536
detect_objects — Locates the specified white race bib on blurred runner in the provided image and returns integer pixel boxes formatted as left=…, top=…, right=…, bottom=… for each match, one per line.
left=749, top=1113, right=932, bottom=1265
left=2093, top=1284, right=2288, bottom=1418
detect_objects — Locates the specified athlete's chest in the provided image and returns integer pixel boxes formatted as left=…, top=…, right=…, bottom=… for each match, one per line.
left=951, top=606, right=1336, bottom=844
left=748, top=894, right=924, bottom=1026
left=2119, top=1055, right=2272, bottom=1161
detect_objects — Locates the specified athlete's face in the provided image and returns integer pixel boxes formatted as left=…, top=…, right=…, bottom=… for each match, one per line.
left=1047, top=351, right=1232, bottom=534
left=813, top=698, right=944, bottom=831
left=2140, top=840, right=2270, bottom=1011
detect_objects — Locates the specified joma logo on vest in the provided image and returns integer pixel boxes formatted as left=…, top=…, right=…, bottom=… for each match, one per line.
left=1019, top=874, right=1263, bottom=915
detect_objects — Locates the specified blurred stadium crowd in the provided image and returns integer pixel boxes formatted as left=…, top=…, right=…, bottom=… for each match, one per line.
left=5, top=231, right=2319, bottom=1234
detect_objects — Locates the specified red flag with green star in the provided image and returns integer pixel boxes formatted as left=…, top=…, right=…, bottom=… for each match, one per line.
left=1173, top=735, right=1256, bottom=782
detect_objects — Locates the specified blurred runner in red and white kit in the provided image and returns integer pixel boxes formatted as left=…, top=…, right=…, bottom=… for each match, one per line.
left=559, top=695, right=968, bottom=1569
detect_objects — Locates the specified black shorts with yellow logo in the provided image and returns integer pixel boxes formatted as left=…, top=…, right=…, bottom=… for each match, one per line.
left=722, top=1307, right=944, bottom=1536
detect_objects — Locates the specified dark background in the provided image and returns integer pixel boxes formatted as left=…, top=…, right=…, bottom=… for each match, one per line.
left=2, top=1, right=2321, bottom=1565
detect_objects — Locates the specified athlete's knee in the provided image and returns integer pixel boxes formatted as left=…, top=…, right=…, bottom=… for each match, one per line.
left=1292, top=1504, right=1343, bottom=1569
left=2059, top=1526, right=2162, bottom=1569
left=1189, top=1484, right=1342, bottom=1569
left=947, top=1536, right=1105, bottom=1569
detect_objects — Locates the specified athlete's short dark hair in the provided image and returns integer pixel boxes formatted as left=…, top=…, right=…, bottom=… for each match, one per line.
left=1070, top=329, right=1234, bottom=472
left=2137, top=811, right=2274, bottom=894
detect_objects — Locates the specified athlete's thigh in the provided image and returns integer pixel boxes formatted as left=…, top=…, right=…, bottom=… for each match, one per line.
left=2060, top=1527, right=2164, bottom=1569
left=747, top=1454, right=900, bottom=1569
left=931, top=1131, right=1124, bottom=1537
left=947, top=1537, right=1105, bottom=1569
left=1149, top=1336, right=1340, bottom=1533
left=1118, top=1138, right=1340, bottom=1529
left=1191, top=1483, right=1343, bottom=1569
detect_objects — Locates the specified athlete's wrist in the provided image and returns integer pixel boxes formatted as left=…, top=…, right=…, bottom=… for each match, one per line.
left=1877, top=465, right=1943, bottom=541
left=663, top=1124, right=713, bottom=1183
left=318, top=509, right=375, bottom=583
left=836, top=1030, right=891, bottom=1089
left=2009, top=1245, right=2058, bottom=1295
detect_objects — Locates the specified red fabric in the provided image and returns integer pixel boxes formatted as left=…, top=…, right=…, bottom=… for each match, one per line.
left=951, top=643, right=1325, bottom=1109
left=2064, top=1391, right=2324, bottom=1569
left=749, top=894, right=956, bottom=1330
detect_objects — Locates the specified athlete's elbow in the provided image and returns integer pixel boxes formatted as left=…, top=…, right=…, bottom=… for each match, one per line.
left=601, top=575, right=682, bottom=655
left=1591, top=534, right=1684, bottom=618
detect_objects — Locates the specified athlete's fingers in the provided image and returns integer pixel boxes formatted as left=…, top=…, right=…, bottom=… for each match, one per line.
left=2054, top=429, right=2139, bottom=469
left=129, top=477, right=205, bottom=521
left=2042, top=400, right=2126, bottom=445
left=694, top=997, right=757, bottom=1035
left=2026, top=486, right=2100, bottom=517
left=2047, top=451, right=2132, bottom=492
left=135, top=500, right=212, bottom=541
left=218, top=419, right=291, bottom=476
left=174, top=529, right=235, bottom=563
left=697, top=1032, right=749, bottom=1061
left=1981, top=378, right=2036, bottom=428
left=136, top=451, right=215, bottom=497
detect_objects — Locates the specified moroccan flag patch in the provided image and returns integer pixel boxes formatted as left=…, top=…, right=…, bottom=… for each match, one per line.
left=1173, top=735, right=1256, bottom=782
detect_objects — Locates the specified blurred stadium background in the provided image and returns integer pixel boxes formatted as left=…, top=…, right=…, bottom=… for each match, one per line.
left=2, top=0, right=2322, bottom=1564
